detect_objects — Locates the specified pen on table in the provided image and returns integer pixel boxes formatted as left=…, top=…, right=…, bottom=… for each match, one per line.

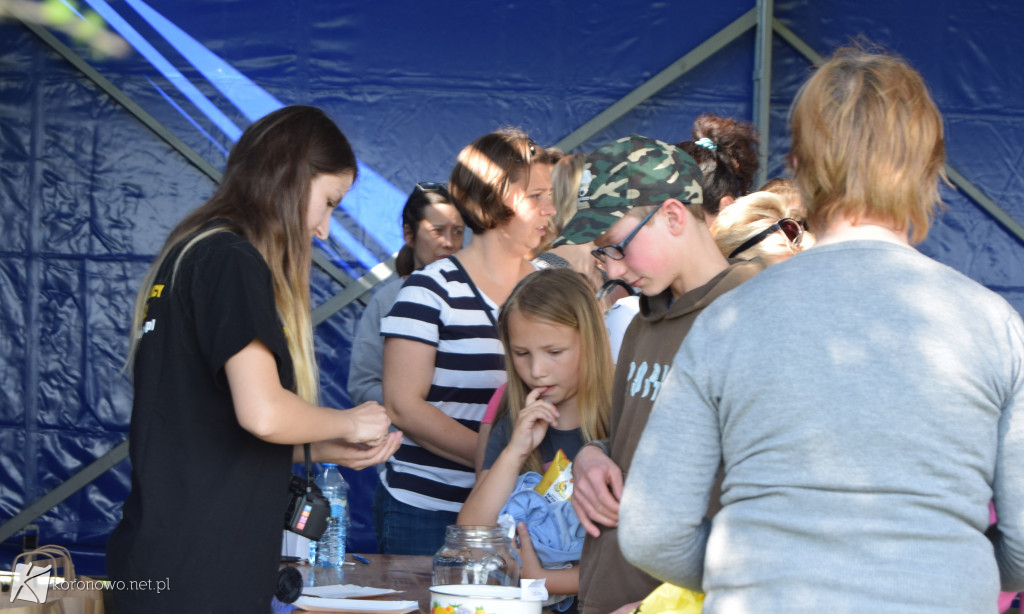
left=352, top=554, right=371, bottom=565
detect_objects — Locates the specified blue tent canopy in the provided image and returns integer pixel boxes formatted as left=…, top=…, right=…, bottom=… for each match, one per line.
left=0, top=0, right=1021, bottom=575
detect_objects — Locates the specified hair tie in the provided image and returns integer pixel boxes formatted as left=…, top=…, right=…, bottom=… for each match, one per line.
left=695, top=137, right=717, bottom=151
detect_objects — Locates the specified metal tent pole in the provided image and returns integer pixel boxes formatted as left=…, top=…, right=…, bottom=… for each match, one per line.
left=753, top=0, right=774, bottom=188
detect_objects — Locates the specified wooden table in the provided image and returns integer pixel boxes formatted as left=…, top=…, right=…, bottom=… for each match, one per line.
left=287, top=553, right=434, bottom=613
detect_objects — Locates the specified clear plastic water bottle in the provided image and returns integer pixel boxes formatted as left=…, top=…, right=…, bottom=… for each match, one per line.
left=310, top=463, right=348, bottom=567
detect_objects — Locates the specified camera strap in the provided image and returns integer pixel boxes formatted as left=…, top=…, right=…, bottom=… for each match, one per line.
left=303, top=443, right=314, bottom=491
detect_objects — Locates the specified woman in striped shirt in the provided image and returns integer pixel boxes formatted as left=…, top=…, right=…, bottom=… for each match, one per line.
left=376, top=129, right=556, bottom=554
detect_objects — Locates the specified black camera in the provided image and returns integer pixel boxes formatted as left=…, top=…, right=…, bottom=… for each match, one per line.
left=284, top=473, right=329, bottom=540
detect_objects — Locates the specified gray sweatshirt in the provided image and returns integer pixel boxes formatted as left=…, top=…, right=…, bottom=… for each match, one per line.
left=620, top=240, right=1024, bottom=613
left=347, top=275, right=402, bottom=405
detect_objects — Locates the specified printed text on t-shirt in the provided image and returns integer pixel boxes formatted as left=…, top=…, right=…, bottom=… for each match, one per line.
left=626, top=361, right=669, bottom=402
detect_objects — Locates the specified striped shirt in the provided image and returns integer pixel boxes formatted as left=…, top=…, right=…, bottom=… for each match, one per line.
left=379, top=256, right=506, bottom=512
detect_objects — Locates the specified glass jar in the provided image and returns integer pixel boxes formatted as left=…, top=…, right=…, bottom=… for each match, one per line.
left=432, top=525, right=520, bottom=586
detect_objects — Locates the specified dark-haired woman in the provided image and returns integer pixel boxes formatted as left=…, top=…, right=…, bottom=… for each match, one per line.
left=348, top=183, right=464, bottom=406
left=677, top=113, right=759, bottom=227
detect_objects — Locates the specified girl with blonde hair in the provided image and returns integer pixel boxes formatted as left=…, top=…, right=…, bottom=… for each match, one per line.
left=459, top=267, right=612, bottom=600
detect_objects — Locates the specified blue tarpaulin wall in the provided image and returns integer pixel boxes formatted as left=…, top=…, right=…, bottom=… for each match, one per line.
left=1, top=0, right=1022, bottom=576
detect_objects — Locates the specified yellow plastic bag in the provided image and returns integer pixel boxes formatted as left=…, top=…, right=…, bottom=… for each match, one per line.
left=631, top=583, right=704, bottom=614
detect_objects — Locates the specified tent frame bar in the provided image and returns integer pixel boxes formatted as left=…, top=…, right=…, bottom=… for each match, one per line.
left=752, top=0, right=774, bottom=188
left=555, top=8, right=757, bottom=152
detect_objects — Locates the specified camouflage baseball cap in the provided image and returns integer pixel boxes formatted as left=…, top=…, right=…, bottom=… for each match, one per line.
left=553, top=134, right=703, bottom=246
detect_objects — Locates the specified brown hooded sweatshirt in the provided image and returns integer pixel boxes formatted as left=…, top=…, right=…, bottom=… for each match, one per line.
left=578, top=258, right=764, bottom=614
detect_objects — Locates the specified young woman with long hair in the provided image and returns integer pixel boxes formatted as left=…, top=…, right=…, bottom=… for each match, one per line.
left=106, top=105, right=400, bottom=613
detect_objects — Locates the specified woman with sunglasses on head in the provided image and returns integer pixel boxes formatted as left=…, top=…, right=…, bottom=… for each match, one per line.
left=348, top=183, right=465, bottom=407
left=620, top=46, right=1024, bottom=612
left=710, top=190, right=813, bottom=266
left=376, top=129, right=556, bottom=554
left=106, top=105, right=401, bottom=613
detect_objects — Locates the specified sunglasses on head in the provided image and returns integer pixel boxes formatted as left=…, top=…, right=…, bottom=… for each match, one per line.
left=728, top=217, right=803, bottom=259
left=416, top=182, right=451, bottom=197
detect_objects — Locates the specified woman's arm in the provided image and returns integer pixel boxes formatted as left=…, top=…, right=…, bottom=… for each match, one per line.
left=225, top=338, right=391, bottom=445
left=347, top=280, right=400, bottom=405
left=293, top=432, right=403, bottom=470
left=382, top=337, right=478, bottom=467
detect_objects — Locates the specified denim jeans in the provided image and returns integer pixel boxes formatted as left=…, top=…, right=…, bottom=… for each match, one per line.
left=373, top=483, right=458, bottom=555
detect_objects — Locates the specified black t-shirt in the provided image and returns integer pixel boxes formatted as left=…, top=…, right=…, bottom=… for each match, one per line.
left=106, top=230, right=294, bottom=612
left=482, top=412, right=585, bottom=471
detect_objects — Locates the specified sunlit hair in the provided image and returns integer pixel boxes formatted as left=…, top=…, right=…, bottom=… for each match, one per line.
left=552, top=153, right=586, bottom=233
left=678, top=113, right=760, bottom=217
left=126, top=105, right=358, bottom=404
left=496, top=268, right=612, bottom=476
left=396, top=183, right=459, bottom=277
left=449, top=128, right=555, bottom=234
left=710, top=191, right=810, bottom=263
left=788, top=45, right=945, bottom=243
left=759, top=177, right=807, bottom=226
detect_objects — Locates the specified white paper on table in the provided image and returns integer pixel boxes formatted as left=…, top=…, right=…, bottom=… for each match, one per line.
left=520, top=578, right=549, bottom=601
left=293, top=596, right=418, bottom=613
left=302, top=585, right=400, bottom=599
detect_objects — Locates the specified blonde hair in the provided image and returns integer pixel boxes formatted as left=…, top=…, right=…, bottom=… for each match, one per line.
left=496, top=268, right=612, bottom=475
left=788, top=45, right=945, bottom=243
left=759, top=177, right=807, bottom=225
left=552, top=153, right=586, bottom=233
left=711, top=191, right=808, bottom=262
left=127, top=106, right=357, bottom=404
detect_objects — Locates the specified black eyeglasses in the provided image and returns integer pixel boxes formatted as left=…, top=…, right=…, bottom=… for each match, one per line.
left=590, top=203, right=663, bottom=263
left=728, top=217, right=803, bottom=259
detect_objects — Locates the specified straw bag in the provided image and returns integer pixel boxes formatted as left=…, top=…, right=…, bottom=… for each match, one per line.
left=2, top=545, right=104, bottom=614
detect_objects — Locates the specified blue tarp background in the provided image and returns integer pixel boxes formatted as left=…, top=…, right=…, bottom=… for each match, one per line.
left=1, top=0, right=1022, bottom=576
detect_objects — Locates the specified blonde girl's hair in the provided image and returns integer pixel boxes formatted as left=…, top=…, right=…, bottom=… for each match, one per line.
left=126, top=105, right=358, bottom=404
left=788, top=44, right=945, bottom=243
left=710, top=191, right=810, bottom=261
left=496, top=268, right=612, bottom=475
left=758, top=177, right=807, bottom=226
